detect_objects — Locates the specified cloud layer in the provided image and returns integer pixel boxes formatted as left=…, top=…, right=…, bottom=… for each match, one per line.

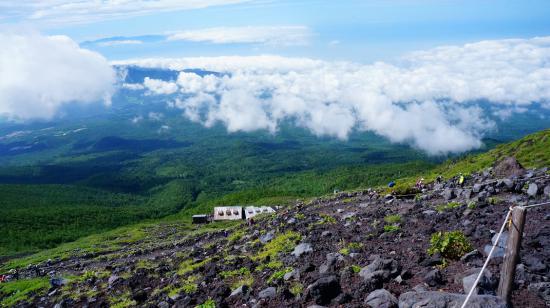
left=117, top=37, right=550, bottom=155
left=0, top=32, right=115, bottom=119
left=166, top=26, right=312, bottom=46
left=0, top=0, right=250, bottom=24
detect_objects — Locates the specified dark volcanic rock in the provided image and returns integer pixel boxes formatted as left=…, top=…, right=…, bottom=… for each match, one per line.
left=423, top=269, right=443, bottom=287
left=258, top=287, right=276, bottom=299
left=493, top=156, right=525, bottom=178
left=365, top=289, right=398, bottom=308
left=527, top=183, right=539, bottom=197
left=306, top=275, right=341, bottom=305
left=528, top=282, right=550, bottom=306
left=399, top=291, right=507, bottom=308
left=292, top=243, right=313, bottom=257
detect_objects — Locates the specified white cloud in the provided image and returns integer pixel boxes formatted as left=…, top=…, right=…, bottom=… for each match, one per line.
left=0, top=0, right=252, bottom=24
left=143, top=77, right=178, bottom=95
left=166, top=26, right=312, bottom=46
left=148, top=112, right=164, bottom=121
left=98, top=39, right=143, bottom=47
left=0, top=31, right=115, bottom=120
left=116, top=36, right=550, bottom=155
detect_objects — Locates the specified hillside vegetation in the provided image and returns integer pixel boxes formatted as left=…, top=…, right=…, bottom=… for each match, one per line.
left=389, top=128, right=550, bottom=193
left=2, top=128, right=549, bottom=268
left=1, top=129, right=549, bottom=307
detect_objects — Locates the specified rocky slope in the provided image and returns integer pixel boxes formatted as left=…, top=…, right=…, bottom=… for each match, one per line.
left=1, top=157, right=549, bottom=307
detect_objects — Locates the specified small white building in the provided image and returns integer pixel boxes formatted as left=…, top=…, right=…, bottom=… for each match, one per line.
left=213, top=206, right=244, bottom=221
left=244, top=206, right=275, bottom=220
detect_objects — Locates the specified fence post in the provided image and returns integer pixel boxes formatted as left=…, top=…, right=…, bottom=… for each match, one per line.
left=497, top=206, right=526, bottom=303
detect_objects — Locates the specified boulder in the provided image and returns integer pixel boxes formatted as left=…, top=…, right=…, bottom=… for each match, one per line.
left=473, top=183, right=483, bottom=193
left=306, top=275, right=341, bottom=305
left=501, top=179, right=515, bottom=191
left=365, top=289, right=398, bottom=308
left=229, top=285, right=249, bottom=298
left=527, top=183, right=539, bottom=197
left=484, top=232, right=508, bottom=259
left=292, top=243, right=313, bottom=257
left=493, top=157, right=525, bottom=178
left=283, top=269, right=298, bottom=281
left=423, top=269, right=442, bottom=287
left=259, top=231, right=275, bottom=244
left=258, top=287, right=277, bottom=299
left=544, top=185, right=550, bottom=197
left=398, top=291, right=507, bottom=308
left=359, top=257, right=400, bottom=281
left=359, top=257, right=400, bottom=291
left=157, top=302, right=170, bottom=308
left=442, top=188, right=456, bottom=201
left=107, top=275, right=121, bottom=286
left=459, top=268, right=496, bottom=295
left=528, top=282, right=550, bottom=306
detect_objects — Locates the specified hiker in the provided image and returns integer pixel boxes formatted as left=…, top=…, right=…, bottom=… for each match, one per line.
left=415, top=178, right=424, bottom=189
left=0, top=275, right=6, bottom=283
left=223, top=230, right=228, bottom=237
left=435, top=175, right=443, bottom=184
left=458, top=173, right=465, bottom=187
left=388, top=181, right=396, bottom=188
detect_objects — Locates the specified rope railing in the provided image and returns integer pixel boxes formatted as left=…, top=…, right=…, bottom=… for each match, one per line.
left=460, top=208, right=512, bottom=308
left=461, top=201, right=549, bottom=307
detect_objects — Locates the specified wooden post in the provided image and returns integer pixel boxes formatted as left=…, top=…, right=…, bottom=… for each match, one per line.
left=497, top=206, right=526, bottom=303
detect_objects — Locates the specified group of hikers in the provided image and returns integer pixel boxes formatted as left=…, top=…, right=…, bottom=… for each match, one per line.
left=387, top=173, right=466, bottom=191
left=0, top=269, right=18, bottom=283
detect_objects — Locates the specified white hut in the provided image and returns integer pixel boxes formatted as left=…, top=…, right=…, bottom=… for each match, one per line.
left=244, top=206, right=275, bottom=219
left=213, top=206, right=244, bottom=221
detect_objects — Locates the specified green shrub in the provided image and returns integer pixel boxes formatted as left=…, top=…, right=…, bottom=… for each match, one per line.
left=253, top=231, right=301, bottom=262
left=267, top=267, right=293, bottom=284
left=317, top=213, right=336, bottom=225
left=289, top=283, right=303, bottom=296
left=428, top=231, right=473, bottom=260
left=0, top=277, right=50, bottom=307
left=467, top=201, right=476, bottom=209
left=350, top=265, right=361, bottom=273
left=384, top=214, right=401, bottom=224
left=383, top=225, right=400, bottom=233
left=487, top=197, right=501, bottom=205
left=435, top=201, right=462, bottom=212
left=196, top=298, right=216, bottom=308
left=339, top=247, right=350, bottom=256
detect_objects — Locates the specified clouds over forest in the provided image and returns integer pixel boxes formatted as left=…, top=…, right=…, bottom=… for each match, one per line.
left=0, top=31, right=115, bottom=119
left=118, top=37, right=550, bottom=154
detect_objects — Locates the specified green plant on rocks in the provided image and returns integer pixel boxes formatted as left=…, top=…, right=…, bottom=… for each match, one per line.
left=428, top=231, right=473, bottom=260
left=0, top=277, right=50, bottom=307
left=435, top=201, right=462, bottom=212
left=196, top=298, right=216, bottom=308
left=350, top=265, right=362, bottom=273
left=487, top=197, right=501, bottom=205
left=384, top=214, right=401, bottom=224
left=383, top=225, right=400, bottom=233
left=467, top=201, right=477, bottom=209
left=289, top=282, right=304, bottom=296
left=316, top=213, right=336, bottom=225
left=253, top=231, right=301, bottom=263
left=227, top=229, right=245, bottom=242
left=339, top=242, right=363, bottom=255
left=220, top=267, right=254, bottom=289
left=267, top=267, right=293, bottom=284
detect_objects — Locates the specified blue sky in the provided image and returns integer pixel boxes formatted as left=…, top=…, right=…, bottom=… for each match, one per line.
left=3, top=0, right=550, bottom=62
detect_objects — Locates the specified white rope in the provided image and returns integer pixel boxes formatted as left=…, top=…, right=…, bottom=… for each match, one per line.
left=523, top=200, right=550, bottom=209
left=460, top=208, right=512, bottom=308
